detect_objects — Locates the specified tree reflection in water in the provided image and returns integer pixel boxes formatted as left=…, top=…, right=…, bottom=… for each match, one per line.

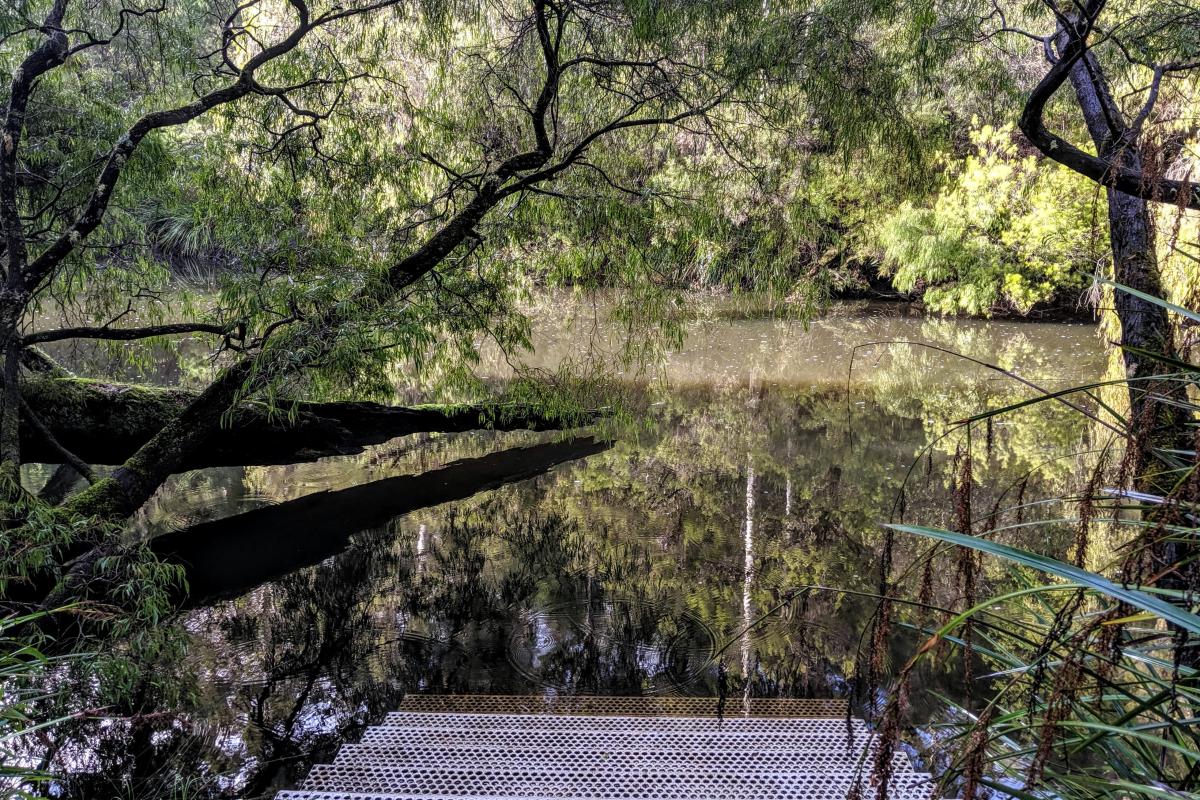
left=33, top=373, right=1094, bottom=798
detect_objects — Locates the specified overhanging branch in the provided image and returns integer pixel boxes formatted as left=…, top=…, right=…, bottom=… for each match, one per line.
left=17, top=0, right=404, bottom=293
left=24, top=321, right=239, bottom=345
left=1017, top=2, right=1200, bottom=210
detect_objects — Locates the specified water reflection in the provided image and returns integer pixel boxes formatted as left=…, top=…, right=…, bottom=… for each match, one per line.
left=153, top=438, right=607, bottom=605
left=506, top=598, right=717, bottom=694
left=30, top=303, right=1104, bottom=799
left=478, top=299, right=1102, bottom=389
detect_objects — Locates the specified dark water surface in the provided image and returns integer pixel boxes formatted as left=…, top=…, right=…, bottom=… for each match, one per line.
left=38, top=302, right=1105, bottom=798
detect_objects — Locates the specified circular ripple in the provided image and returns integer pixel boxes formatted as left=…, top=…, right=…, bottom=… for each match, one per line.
left=506, top=597, right=716, bottom=694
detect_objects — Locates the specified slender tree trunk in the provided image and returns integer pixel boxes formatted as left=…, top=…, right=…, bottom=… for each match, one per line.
left=740, top=454, right=756, bottom=708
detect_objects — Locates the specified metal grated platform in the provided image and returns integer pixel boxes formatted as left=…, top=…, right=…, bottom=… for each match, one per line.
left=394, top=694, right=849, bottom=717
left=334, top=744, right=914, bottom=772
left=380, top=711, right=869, bottom=734
left=276, top=694, right=942, bottom=800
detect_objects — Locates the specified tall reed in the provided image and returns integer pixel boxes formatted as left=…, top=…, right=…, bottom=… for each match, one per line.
left=871, top=285, right=1200, bottom=799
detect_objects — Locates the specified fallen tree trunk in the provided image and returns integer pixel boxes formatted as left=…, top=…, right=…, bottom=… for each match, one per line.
left=20, top=376, right=594, bottom=469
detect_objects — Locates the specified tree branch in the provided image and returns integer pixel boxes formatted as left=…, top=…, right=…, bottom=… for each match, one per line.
left=23, top=321, right=238, bottom=345
left=20, top=0, right=402, bottom=293
left=1018, top=0, right=1200, bottom=210
left=60, top=0, right=737, bottom=522
left=1, top=0, right=71, bottom=282
left=19, top=395, right=95, bottom=482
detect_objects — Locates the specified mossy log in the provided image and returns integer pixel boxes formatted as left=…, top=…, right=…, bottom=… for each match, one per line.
left=20, top=376, right=591, bottom=469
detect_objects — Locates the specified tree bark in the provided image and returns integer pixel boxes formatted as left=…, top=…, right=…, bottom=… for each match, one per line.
left=1015, top=2, right=1200, bottom=211
left=1055, top=26, right=1197, bottom=662
left=20, top=376, right=595, bottom=471
left=1064, top=46, right=1188, bottom=478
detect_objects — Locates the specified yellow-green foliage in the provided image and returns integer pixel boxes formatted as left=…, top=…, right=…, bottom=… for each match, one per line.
left=1157, top=127, right=1200, bottom=313
left=875, top=124, right=1105, bottom=316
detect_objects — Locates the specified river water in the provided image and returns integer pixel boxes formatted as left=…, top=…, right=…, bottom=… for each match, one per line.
left=38, top=300, right=1105, bottom=799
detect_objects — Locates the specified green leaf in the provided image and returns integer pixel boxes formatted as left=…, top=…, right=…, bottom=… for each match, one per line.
left=885, top=524, right=1200, bottom=634
left=1103, top=280, right=1200, bottom=324
left=1116, top=343, right=1200, bottom=376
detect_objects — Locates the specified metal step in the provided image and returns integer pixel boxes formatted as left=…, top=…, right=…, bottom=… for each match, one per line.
left=298, top=763, right=937, bottom=799
left=381, top=711, right=866, bottom=735
left=397, top=694, right=848, bottom=718
left=285, top=796, right=940, bottom=800
left=275, top=695, right=938, bottom=800
left=279, top=795, right=953, bottom=800
left=361, top=725, right=872, bottom=752
left=333, top=743, right=912, bottom=772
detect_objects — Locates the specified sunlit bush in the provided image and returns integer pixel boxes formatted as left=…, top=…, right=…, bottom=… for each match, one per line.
left=875, top=124, right=1104, bottom=316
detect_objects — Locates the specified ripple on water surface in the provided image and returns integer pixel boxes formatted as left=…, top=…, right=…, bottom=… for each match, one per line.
left=506, top=598, right=717, bottom=694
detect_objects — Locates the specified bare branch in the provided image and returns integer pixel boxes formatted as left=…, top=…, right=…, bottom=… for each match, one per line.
left=20, top=395, right=95, bottom=483
left=61, top=1, right=168, bottom=57
left=23, top=321, right=240, bottom=345
left=1128, top=65, right=1164, bottom=139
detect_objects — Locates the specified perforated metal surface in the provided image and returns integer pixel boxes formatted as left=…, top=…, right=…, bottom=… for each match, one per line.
left=280, top=794, right=938, bottom=800
left=398, top=693, right=848, bottom=718
left=279, top=793, right=937, bottom=800
left=275, top=695, right=941, bottom=800
left=334, top=743, right=911, bottom=772
left=300, top=763, right=936, bottom=799
left=383, top=711, right=867, bottom=735
left=363, top=725, right=866, bottom=751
